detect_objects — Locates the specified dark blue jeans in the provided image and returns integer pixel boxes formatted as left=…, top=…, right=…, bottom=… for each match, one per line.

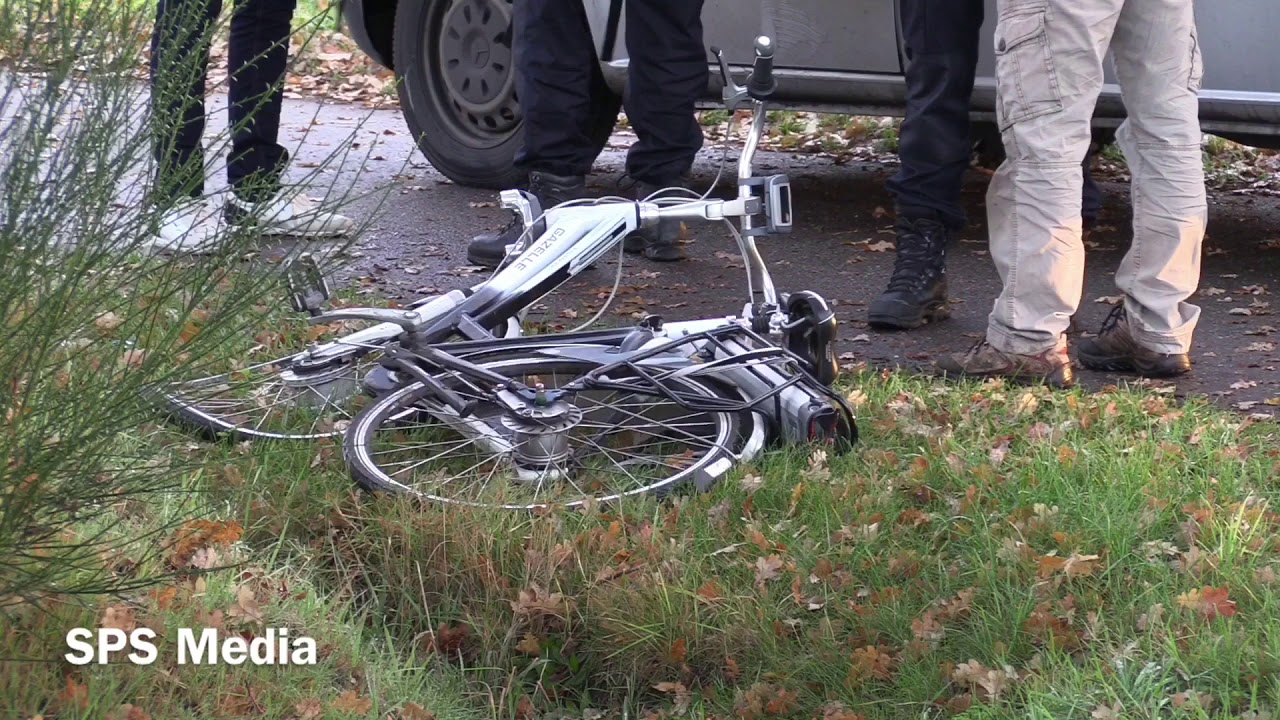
left=887, top=0, right=1102, bottom=230
left=513, top=0, right=707, bottom=184
left=150, top=0, right=297, bottom=203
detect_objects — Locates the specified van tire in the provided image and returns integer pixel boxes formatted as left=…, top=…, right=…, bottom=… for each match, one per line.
left=393, top=0, right=621, bottom=190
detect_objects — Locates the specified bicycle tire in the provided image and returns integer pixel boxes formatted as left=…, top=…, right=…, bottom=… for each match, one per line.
left=343, top=355, right=745, bottom=509
left=158, top=311, right=522, bottom=442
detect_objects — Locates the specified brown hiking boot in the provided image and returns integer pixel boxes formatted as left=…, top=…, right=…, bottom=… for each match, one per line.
left=935, top=339, right=1075, bottom=388
left=1077, top=305, right=1191, bottom=378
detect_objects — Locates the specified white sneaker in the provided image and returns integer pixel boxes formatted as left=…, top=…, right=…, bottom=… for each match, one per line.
left=150, top=199, right=224, bottom=254
left=227, top=191, right=354, bottom=238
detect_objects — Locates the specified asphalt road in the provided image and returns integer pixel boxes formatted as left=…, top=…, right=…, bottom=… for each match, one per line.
left=252, top=96, right=1280, bottom=415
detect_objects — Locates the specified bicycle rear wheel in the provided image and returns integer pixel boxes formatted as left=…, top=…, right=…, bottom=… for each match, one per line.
left=157, top=349, right=380, bottom=441
left=343, top=356, right=744, bottom=509
left=159, top=312, right=522, bottom=442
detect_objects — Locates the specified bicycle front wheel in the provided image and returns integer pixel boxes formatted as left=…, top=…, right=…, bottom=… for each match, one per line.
left=343, top=356, right=744, bottom=509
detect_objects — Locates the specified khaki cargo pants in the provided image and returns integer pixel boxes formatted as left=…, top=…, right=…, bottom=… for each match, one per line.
left=985, top=0, right=1207, bottom=355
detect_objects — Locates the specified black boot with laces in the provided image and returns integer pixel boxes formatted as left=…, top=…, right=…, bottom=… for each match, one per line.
left=622, top=178, right=687, bottom=262
left=466, top=171, right=587, bottom=269
left=867, top=217, right=951, bottom=330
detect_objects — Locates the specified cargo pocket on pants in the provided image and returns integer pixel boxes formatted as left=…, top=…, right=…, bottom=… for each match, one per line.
left=994, top=10, right=1063, bottom=130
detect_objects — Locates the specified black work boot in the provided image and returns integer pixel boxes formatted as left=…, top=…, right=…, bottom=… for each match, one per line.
left=623, top=179, right=686, bottom=262
left=1077, top=304, right=1191, bottom=378
left=867, top=217, right=951, bottom=330
left=466, top=171, right=587, bottom=269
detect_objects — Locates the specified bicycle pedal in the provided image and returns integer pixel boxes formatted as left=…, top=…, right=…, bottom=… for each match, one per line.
left=285, top=253, right=331, bottom=316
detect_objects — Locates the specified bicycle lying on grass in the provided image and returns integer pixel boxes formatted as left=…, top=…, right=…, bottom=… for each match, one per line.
left=159, top=35, right=858, bottom=509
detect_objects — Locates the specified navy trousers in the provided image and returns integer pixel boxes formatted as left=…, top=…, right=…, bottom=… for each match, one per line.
left=151, top=0, right=296, bottom=202
left=887, top=0, right=1102, bottom=229
left=513, top=0, right=707, bottom=184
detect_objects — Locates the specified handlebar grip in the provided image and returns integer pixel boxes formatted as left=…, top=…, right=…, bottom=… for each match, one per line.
left=747, top=35, right=776, bottom=100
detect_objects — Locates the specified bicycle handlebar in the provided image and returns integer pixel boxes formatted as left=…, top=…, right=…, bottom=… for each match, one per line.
left=747, top=36, right=776, bottom=100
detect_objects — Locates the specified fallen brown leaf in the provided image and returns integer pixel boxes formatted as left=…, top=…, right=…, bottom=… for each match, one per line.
left=515, top=633, right=541, bottom=656
left=149, top=586, right=178, bottom=610
left=821, top=702, right=866, bottom=720
left=653, top=682, right=693, bottom=714
left=398, top=703, right=435, bottom=720
left=848, top=645, right=895, bottom=683
left=754, top=554, right=784, bottom=588
left=101, top=605, right=137, bottom=633
left=1177, top=586, right=1238, bottom=620
left=952, top=659, right=1018, bottom=700
left=189, top=546, right=221, bottom=570
left=57, top=677, right=89, bottom=713
left=95, top=312, right=124, bottom=333
left=1037, top=552, right=1102, bottom=579
left=669, top=637, right=687, bottom=663
left=294, top=698, right=323, bottom=720
left=511, top=584, right=570, bottom=619
left=989, top=437, right=1012, bottom=466
left=332, top=690, right=373, bottom=716
left=120, top=349, right=147, bottom=369
left=1012, top=391, right=1040, bottom=417
left=227, top=584, right=263, bottom=625
left=1091, top=701, right=1123, bottom=720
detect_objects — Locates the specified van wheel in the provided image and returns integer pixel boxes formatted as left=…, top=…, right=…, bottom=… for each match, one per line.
left=393, top=0, right=621, bottom=190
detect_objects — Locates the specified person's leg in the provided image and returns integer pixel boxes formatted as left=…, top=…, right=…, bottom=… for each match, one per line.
left=622, top=0, right=706, bottom=186
left=151, top=0, right=222, bottom=204
left=149, top=0, right=230, bottom=252
left=938, top=0, right=1122, bottom=387
left=1082, top=147, right=1103, bottom=229
left=512, top=0, right=598, bottom=178
left=222, top=0, right=352, bottom=237
left=886, top=0, right=984, bottom=228
left=870, top=0, right=983, bottom=329
left=618, top=0, right=706, bottom=261
left=224, top=0, right=296, bottom=201
left=1077, top=0, right=1204, bottom=376
left=467, top=0, right=597, bottom=268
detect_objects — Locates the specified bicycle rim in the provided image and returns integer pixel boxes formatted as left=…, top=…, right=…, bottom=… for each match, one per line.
left=344, top=357, right=741, bottom=509
left=158, top=315, right=525, bottom=442
left=158, top=349, right=379, bottom=441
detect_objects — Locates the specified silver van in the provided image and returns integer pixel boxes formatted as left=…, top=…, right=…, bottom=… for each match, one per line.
left=341, top=0, right=1280, bottom=189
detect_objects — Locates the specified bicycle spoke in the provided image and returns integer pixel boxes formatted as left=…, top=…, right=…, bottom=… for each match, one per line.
left=351, top=358, right=733, bottom=508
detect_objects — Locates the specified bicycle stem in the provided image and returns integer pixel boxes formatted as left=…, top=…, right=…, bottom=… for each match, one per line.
left=645, top=96, right=781, bottom=327
left=735, top=101, right=779, bottom=317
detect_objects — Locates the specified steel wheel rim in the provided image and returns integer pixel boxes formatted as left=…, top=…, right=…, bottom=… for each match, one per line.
left=162, top=352, right=378, bottom=440
left=429, top=0, right=520, bottom=140
left=351, top=361, right=735, bottom=509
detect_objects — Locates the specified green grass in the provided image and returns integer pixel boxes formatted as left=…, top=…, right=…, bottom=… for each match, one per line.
left=294, top=0, right=341, bottom=32
left=11, top=279, right=1280, bottom=718
left=0, top=534, right=480, bottom=719
left=0, top=409, right=482, bottom=718
left=60, top=284, right=1276, bottom=719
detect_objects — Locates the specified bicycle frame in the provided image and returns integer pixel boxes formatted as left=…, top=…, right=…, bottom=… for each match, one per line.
left=290, top=37, right=852, bottom=447
left=302, top=39, right=794, bottom=353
